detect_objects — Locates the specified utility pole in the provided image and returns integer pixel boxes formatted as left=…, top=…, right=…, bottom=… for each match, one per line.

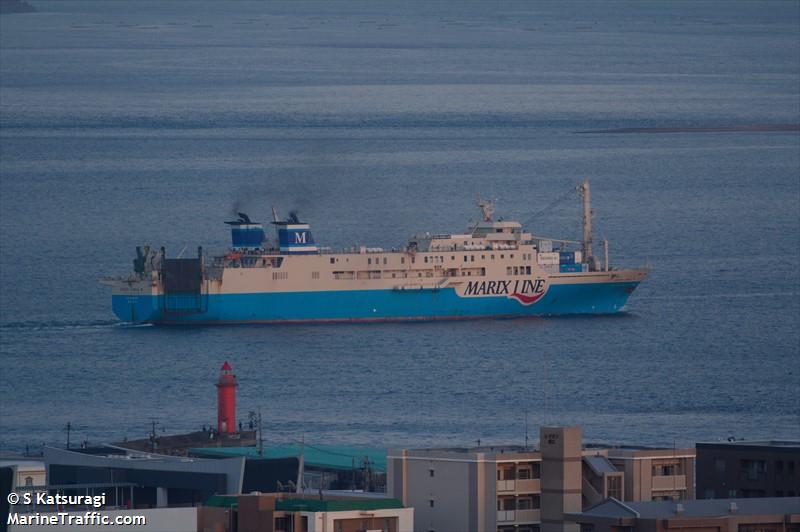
left=524, top=410, right=529, bottom=450
left=148, top=419, right=160, bottom=453
left=65, top=422, right=71, bottom=449
left=580, top=180, right=595, bottom=270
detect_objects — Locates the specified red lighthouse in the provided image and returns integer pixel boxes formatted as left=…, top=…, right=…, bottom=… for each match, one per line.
left=216, top=361, right=238, bottom=434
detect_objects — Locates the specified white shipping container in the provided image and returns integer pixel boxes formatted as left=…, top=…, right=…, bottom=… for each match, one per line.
left=537, top=252, right=560, bottom=265
left=574, top=250, right=582, bottom=263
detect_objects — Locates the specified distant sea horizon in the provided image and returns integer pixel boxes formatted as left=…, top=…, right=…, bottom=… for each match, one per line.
left=1, top=0, right=798, bottom=453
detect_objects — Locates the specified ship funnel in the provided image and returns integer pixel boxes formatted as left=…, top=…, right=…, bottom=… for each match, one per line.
left=225, top=213, right=265, bottom=249
left=274, top=212, right=317, bottom=254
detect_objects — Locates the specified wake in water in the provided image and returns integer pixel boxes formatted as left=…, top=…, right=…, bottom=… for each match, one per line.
left=0, top=319, right=147, bottom=332
left=639, top=291, right=800, bottom=301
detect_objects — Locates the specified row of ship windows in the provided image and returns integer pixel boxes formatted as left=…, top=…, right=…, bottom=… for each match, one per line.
left=272, top=266, right=530, bottom=281
left=331, top=269, right=486, bottom=280
left=509, top=266, right=533, bottom=276
left=328, top=252, right=535, bottom=266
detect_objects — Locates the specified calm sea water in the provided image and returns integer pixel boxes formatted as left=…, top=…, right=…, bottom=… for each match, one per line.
left=1, top=1, right=798, bottom=454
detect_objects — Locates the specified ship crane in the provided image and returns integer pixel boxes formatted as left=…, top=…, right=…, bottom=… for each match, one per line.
left=579, top=180, right=599, bottom=271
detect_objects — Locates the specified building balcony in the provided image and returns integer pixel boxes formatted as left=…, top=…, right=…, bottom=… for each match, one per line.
left=651, top=475, right=687, bottom=491
left=496, top=509, right=541, bottom=524
left=515, top=509, right=541, bottom=523
left=496, top=478, right=540, bottom=493
left=497, top=479, right=516, bottom=492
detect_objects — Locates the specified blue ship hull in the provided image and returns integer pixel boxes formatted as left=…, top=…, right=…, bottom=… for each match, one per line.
left=112, top=281, right=640, bottom=324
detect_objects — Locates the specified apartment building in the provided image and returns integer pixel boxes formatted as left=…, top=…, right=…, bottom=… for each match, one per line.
left=696, top=440, right=800, bottom=499
left=566, top=497, right=800, bottom=532
left=387, top=427, right=696, bottom=532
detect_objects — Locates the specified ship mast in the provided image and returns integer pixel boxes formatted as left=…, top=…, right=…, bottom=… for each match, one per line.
left=580, top=180, right=595, bottom=270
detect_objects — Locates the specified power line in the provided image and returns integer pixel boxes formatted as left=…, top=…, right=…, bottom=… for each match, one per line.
left=521, top=184, right=580, bottom=228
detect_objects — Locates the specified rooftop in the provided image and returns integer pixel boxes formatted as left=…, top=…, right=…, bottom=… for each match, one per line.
left=573, top=497, right=800, bottom=520
left=189, top=444, right=387, bottom=472
left=696, top=440, right=800, bottom=449
left=205, top=493, right=405, bottom=512
left=275, top=498, right=404, bottom=512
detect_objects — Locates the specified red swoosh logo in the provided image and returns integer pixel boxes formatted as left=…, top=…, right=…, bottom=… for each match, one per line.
left=509, top=291, right=545, bottom=305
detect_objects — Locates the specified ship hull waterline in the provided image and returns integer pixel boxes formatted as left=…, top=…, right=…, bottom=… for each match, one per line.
left=112, top=278, right=643, bottom=325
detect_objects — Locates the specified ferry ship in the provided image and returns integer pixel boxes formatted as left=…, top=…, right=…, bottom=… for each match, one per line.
left=103, top=181, right=648, bottom=324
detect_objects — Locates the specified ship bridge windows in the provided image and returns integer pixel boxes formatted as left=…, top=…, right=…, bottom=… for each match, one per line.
left=332, top=271, right=355, bottom=280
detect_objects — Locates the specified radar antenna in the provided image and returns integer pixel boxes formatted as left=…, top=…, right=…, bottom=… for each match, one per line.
left=478, top=198, right=495, bottom=222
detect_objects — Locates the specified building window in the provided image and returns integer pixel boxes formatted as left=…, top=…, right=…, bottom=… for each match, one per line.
left=368, top=258, right=372, bottom=265
left=401, top=257, right=405, bottom=264
left=653, top=463, right=677, bottom=476
left=429, top=468, right=435, bottom=477
left=24, top=476, right=33, bottom=486
left=518, top=468, right=531, bottom=480
left=704, top=489, right=715, bottom=499
left=429, top=499, right=435, bottom=508
left=715, top=458, right=726, bottom=473
left=383, top=258, right=387, bottom=265
left=607, top=475, right=622, bottom=500
left=330, top=257, right=335, bottom=264
left=740, top=459, right=767, bottom=480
